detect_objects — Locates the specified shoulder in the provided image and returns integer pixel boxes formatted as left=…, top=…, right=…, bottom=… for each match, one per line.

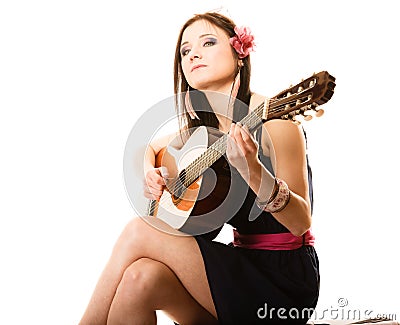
left=265, top=119, right=305, bottom=142
left=264, top=119, right=307, bottom=174
left=265, top=118, right=306, bottom=156
left=261, top=120, right=307, bottom=168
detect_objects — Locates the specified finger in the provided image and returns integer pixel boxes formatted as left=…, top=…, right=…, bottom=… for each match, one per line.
left=143, top=183, right=163, bottom=200
left=144, top=192, right=162, bottom=201
left=228, top=127, right=241, bottom=153
left=143, top=179, right=163, bottom=193
left=149, top=171, right=166, bottom=186
left=226, top=134, right=235, bottom=156
left=143, top=177, right=165, bottom=199
left=228, top=123, right=239, bottom=148
left=236, top=123, right=255, bottom=145
left=233, top=123, right=247, bottom=150
left=237, top=124, right=259, bottom=154
left=229, top=122, right=235, bottom=139
left=241, top=125, right=257, bottom=145
left=159, top=166, right=169, bottom=179
left=239, top=124, right=251, bottom=141
left=145, top=186, right=164, bottom=200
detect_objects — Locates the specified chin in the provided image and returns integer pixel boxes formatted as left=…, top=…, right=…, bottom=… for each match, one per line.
left=188, top=80, right=210, bottom=91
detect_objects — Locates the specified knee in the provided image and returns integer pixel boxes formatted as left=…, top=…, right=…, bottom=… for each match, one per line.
left=116, top=258, right=164, bottom=304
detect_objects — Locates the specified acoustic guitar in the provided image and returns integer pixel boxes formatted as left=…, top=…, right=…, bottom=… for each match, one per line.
left=146, top=71, right=335, bottom=235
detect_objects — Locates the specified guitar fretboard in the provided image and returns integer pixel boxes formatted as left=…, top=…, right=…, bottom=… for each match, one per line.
left=172, top=71, right=335, bottom=194
left=183, top=102, right=265, bottom=187
left=147, top=71, right=335, bottom=217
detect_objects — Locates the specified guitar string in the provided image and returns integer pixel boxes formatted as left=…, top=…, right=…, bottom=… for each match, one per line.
left=149, top=97, right=304, bottom=214
left=148, top=76, right=323, bottom=215
left=162, top=93, right=309, bottom=191
left=152, top=93, right=316, bottom=216
left=154, top=102, right=264, bottom=208
left=149, top=92, right=318, bottom=216
left=148, top=105, right=263, bottom=215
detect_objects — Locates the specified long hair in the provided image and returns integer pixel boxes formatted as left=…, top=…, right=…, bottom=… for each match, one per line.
left=173, top=12, right=252, bottom=135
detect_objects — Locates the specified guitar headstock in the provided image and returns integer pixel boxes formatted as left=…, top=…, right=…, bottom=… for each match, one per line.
left=266, top=71, right=336, bottom=123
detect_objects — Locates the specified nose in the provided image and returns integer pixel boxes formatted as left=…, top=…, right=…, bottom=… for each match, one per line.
left=189, top=46, right=202, bottom=61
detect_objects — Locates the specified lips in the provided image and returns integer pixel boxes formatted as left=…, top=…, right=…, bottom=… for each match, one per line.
left=191, top=64, right=207, bottom=72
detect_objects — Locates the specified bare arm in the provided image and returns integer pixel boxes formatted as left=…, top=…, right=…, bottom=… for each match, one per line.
left=227, top=119, right=311, bottom=236
left=259, top=120, right=311, bottom=236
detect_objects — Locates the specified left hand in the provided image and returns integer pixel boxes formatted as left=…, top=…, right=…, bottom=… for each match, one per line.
left=226, top=122, right=260, bottom=176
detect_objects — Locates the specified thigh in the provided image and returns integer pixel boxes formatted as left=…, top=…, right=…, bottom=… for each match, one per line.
left=123, top=258, right=218, bottom=324
left=114, top=216, right=218, bottom=319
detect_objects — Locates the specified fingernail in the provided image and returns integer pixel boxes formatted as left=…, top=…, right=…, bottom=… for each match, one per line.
left=160, top=166, right=169, bottom=178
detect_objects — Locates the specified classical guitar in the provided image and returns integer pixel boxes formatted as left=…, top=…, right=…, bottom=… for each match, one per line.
left=147, top=71, right=336, bottom=234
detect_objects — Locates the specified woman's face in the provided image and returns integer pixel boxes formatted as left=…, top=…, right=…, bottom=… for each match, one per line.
left=180, top=19, right=237, bottom=94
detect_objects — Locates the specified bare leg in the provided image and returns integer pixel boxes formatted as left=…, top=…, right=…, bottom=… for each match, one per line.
left=107, top=258, right=218, bottom=325
left=79, top=217, right=218, bottom=325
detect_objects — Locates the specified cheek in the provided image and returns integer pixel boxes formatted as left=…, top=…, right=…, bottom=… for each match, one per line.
left=181, top=59, right=191, bottom=81
left=215, top=48, right=236, bottom=72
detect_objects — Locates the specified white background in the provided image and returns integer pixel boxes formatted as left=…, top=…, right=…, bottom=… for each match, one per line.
left=1, top=0, right=399, bottom=324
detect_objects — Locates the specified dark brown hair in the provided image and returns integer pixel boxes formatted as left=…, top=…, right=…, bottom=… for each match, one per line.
left=173, top=12, right=252, bottom=133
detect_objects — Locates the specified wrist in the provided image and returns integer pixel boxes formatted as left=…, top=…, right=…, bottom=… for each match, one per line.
left=256, top=178, right=291, bottom=213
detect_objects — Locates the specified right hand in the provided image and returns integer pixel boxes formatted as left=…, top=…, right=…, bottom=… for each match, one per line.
left=143, top=167, right=169, bottom=201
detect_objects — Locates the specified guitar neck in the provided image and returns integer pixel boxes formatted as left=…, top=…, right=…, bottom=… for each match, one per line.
left=181, top=71, right=336, bottom=187
left=183, top=103, right=265, bottom=186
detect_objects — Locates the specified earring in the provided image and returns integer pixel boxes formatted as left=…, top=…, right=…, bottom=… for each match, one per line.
left=231, top=70, right=241, bottom=100
left=185, top=87, right=200, bottom=120
left=228, top=70, right=241, bottom=114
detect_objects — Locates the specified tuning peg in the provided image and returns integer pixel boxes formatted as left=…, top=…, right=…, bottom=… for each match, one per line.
left=315, top=108, right=324, bottom=117
left=303, top=114, right=313, bottom=121
left=308, top=104, right=324, bottom=118
left=290, top=116, right=301, bottom=125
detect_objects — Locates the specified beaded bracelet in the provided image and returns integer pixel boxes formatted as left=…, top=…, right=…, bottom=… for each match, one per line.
left=255, top=178, right=279, bottom=208
left=267, top=178, right=279, bottom=204
left=255, top=178, right=291, bottom=213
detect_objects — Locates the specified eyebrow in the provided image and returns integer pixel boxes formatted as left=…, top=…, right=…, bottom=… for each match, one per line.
left=180, top=33, right=217, bottom=48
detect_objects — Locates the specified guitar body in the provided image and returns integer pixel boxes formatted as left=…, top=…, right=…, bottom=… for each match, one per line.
left=151, top=126, right=233, bottom=233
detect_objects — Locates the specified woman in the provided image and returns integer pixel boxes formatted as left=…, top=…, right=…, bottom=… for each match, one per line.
left=79, top=12, right=319, bottom=325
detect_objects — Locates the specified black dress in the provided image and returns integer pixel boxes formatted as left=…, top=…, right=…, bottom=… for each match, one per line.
left=192, top=128, right=320, bottom=325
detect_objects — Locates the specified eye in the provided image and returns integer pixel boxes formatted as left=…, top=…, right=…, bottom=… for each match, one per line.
left=180, top=47, right=190, bottom=57
left=203, top=38, right=217, bottom=47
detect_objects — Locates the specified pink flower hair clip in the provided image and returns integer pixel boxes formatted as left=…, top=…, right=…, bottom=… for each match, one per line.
left=229, top=26, right=255, bottom=59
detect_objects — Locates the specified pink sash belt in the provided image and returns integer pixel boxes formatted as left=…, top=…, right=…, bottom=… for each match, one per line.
left=233, top=229, right=315, bottom=250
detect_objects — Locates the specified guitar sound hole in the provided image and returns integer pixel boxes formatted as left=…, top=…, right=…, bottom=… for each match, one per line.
left=196, top=167, right=217, bottom=201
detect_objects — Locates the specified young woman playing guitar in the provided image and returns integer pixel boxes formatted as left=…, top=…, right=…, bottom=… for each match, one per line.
left=79, top=12, right=326, bottom=325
